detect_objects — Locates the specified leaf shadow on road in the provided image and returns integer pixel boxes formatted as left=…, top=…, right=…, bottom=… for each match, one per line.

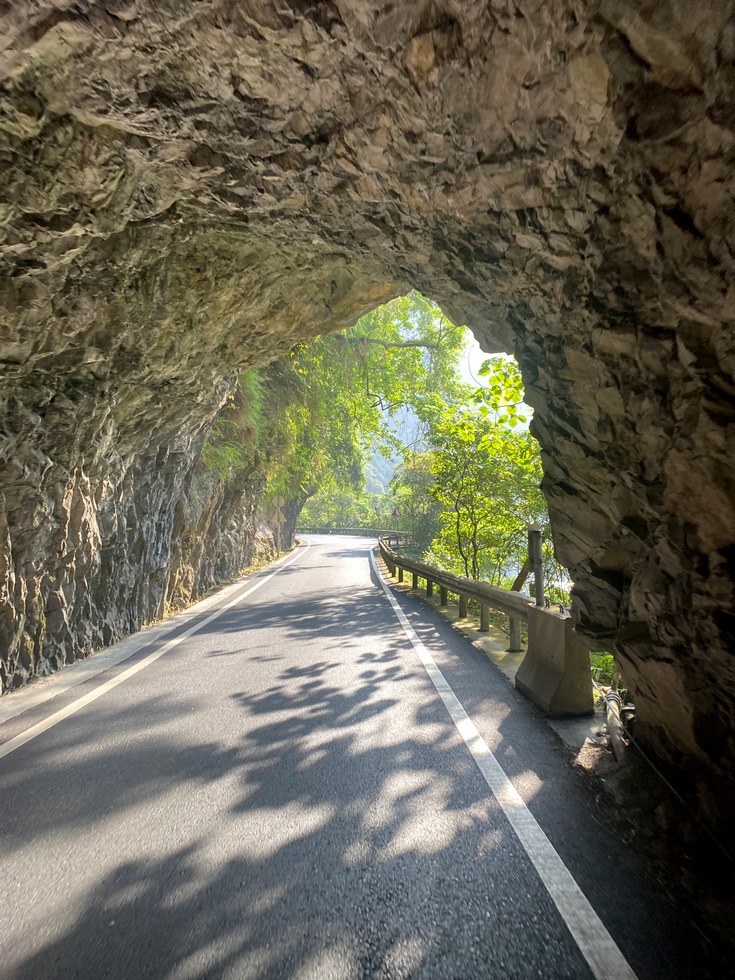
left=1, top=584, right=597, bottom=980
left=2, top=574, right=719, bottom=980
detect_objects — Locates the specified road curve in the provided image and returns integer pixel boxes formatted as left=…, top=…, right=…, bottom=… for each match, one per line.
left=0, top=536, right=715, bottom=979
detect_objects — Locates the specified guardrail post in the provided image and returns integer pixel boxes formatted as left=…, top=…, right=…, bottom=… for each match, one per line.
left=398, top=567, right=404, bottom=583
left=412, top=571, right=419, bottom=589
left=480, top=603, right=489, bottom=632
left=527, top=523, right=545, bottom=606
left=440, top=586, right=448, bottom=606
left=426, top=579, right=433, bottom=597
left=509, top=617, right=522, bottom=652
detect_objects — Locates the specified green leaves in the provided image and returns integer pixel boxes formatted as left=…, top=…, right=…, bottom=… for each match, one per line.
left=199, top=294, right=570, bottom=606
left=200, top=369, right=263, bottom=478
left=391, top=394, right=547, bottom=583
left=256, top=291, right=467, bottom=513
left=471, top=356, right=527, bottom=423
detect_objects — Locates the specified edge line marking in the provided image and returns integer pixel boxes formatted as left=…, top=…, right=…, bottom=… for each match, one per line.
left=0, top=543, right=303, bottom=727
left=0, top=542, right=310, bottom=760
left=370, top=550, right=638, bottom=980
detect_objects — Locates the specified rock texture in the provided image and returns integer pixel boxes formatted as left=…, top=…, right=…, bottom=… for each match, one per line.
left=1, top=1, right=734, bottom=828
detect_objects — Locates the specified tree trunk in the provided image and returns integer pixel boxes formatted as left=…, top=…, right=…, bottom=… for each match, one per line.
left=511, top=560, right=530, bottom=592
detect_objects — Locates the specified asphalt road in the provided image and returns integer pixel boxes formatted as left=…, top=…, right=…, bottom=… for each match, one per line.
left=0, top=536, right=716, bottom=979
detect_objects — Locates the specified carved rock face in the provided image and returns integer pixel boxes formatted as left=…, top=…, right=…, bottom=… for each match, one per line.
left=1, top=1, right=734, bottom=826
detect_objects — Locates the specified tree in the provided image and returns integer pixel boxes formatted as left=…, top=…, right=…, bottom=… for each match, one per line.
left=200, top=292, right=468, bottom=544
left=389, top=451, right=442, bottom=554
left=424, top=404, right=545, bottom=581
left=403, top=356, right=569, bottom=600
left=272, top=292, right=467, bottom=534
left=299, top=479, right=380, bottom=529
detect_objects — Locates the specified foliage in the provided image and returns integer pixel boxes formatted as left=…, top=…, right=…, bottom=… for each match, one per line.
left=389, top=451, right=442, bottom=553
left=299, top=483, right=382, bottom=529
left=199, top=294, right=572, bottom=610
left=472, top=355, right=528, bottom=427
left=343, top=292, right=466, bottom=415
left=200, top=370, right=263, bottom=479
left=426, top=407, right=544, bottom=582
left=281, top=292, right=466, bottom=522
left=201, top=291, right=467, bottom=534
left=388, top=355, right=569, bottom=601
left=590, top=652, right=616, bottom=685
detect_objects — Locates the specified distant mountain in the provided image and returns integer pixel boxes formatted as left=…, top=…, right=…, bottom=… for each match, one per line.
left=364, top=406, right=429, bottom=493
left=365, top=452, right=394, bottom=493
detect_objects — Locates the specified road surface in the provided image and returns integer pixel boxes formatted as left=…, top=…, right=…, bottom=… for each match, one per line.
left=0, top=536, right=715, bottom=979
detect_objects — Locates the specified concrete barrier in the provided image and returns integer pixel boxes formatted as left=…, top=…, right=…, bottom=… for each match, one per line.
left=515, top=605, right=593, bottom=716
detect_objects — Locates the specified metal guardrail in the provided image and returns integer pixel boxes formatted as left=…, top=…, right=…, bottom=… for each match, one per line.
left=297, top=526, right=405, bottom=544
left=378, top=536, right=533, bottom=650
left=379, top=536, right=594, bottom=716
left=300, top=530, right=592, bottom=714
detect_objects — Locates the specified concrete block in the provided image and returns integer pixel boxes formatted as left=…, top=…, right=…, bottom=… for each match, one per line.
left=515, top=605, right=593, bottom=716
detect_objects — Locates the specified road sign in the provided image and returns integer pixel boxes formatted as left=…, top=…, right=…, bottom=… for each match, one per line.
left=269, top=496, right=287, bottom=525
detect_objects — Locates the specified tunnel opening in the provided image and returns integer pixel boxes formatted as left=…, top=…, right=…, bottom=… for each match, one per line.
left=290, top=291, right=571, bottom=602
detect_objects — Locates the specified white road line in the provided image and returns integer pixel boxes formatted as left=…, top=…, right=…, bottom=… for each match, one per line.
left=0, top=545, right=305, bottom=728
left=370, top=550, right=638, bottom=980
left=0, top=541, right=310, bottom=761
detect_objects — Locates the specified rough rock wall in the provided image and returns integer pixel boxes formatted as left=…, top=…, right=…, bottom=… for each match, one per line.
left=166, top=457, right=274, bottom=614
left=1, top=1, right=734, bottom=827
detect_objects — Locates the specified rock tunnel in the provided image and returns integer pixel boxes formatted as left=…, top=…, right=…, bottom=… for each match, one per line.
left=1, top=1, right=734, bottom=830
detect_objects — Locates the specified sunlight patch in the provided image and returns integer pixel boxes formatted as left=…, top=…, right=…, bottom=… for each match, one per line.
left=382, top=935, right=428, bottom=976
left=225, top=801, right=336, bottom=858
left=359, top=769, right=474, bottom=857
left=291, top=944, right=355, bottom=980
